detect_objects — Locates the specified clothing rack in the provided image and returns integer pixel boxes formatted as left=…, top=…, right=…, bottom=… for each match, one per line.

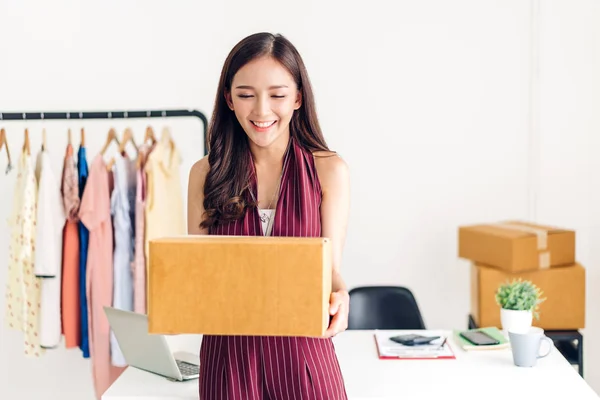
left=0, top=108, right=209, bottom=155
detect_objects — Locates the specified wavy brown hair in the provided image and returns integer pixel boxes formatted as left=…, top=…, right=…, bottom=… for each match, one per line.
left=201, top=32, right=330, bottom=230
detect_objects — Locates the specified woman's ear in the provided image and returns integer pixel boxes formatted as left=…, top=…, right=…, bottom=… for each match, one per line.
left=294, top=90, right=302, bottom=110
left=225, top=91, right=234, bottom=110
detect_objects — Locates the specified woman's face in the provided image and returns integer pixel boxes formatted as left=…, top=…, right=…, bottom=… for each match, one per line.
left=227, top=56, right=301, bottom=150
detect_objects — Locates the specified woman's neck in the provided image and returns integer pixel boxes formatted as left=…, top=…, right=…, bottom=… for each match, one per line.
left=249, top=132, right=290, bottom=167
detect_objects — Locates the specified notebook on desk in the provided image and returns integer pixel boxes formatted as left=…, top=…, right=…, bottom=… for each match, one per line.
left=452, top=327, right=509, bottom=351
left=374, top=331, right=456, bottom=360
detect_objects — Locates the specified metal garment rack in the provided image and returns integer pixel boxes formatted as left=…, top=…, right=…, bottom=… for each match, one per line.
left=0, top=108, right=209, bottom=155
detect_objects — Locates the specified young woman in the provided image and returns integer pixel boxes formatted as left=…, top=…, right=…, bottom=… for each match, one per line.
left=187, top=32, right=350, bottom=399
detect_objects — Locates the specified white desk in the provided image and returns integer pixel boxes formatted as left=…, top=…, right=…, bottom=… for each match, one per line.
left=103, top=330, right=599, bottom=400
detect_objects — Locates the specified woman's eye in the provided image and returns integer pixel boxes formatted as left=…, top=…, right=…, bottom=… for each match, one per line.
left=236, top=94, right=285, bottom=99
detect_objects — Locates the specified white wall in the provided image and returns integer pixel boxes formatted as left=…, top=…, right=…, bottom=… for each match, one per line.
left=536, top=0, right=600, bottom=391
left=0, top=0, right=598, bottom=398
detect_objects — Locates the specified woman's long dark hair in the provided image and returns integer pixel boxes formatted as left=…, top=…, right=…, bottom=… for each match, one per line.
left=201, top=32, right=330, bottom=230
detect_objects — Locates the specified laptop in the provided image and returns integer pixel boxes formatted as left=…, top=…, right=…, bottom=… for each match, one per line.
left=103, top=306, right=200, bottom=381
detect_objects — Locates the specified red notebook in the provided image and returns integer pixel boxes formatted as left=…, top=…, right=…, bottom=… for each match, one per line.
left=374, top=331, right=456, bottom=360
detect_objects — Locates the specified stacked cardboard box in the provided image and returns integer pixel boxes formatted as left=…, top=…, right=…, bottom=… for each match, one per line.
left=458, top=221, right=585, bottom=330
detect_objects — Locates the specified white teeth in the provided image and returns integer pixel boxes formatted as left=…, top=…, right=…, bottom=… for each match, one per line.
left=252, top=121, right=276, bottom=128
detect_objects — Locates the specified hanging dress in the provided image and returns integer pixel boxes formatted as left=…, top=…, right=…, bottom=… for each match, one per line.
left=34, top=148, right=66, bottom=348
left=133, top=143, right=154, bottom=314
left=61, top=143, right=81, bottom=348
left=5, top=147, right=43, bottom=357
left=77, top=145, right=91, bottom=358
left=109, top=153, right=136, bottom=367
left=79, top=155, right=126, bottom=399
left=199, top=136, right=348, bottom=400
left=144, top=130, right=185, bottom=269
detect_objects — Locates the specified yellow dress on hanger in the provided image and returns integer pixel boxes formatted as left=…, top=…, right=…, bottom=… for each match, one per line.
left=143, top=128, right=185, bottom=266
left=5, top=147, right=43, bottom=357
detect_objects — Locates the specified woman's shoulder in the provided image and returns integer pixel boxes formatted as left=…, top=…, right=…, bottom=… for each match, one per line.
left=311, top=150, right=349, bottom=190
left=190, top=155, right=210, bottom=175
left=312, top=150, right=348, bottom=172
left=188, top=155, right=210, bottom=189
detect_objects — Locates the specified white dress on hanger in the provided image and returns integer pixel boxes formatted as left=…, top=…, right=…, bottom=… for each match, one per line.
left=109, top=154, right=136, bottom=367
left=34, top=149, right=66, bottom=349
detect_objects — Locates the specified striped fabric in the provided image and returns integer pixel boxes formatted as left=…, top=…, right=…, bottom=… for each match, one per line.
left=200, top=137, right=347, bottom=399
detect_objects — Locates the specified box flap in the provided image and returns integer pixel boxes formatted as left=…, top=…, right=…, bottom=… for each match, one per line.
left=462, top=221, right=568, bottom=239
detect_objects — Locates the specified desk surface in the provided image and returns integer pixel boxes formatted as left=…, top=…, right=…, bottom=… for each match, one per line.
left=103, top=330, right=599, bottom=400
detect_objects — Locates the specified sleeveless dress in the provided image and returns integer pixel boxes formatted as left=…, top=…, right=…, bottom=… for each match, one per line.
left=199, top=137, right=348, bottom=399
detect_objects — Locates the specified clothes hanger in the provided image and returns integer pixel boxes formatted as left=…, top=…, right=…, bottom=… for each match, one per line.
left=135, top=125, right=156, bottom=169
left=115, top=127, right=138, bottom=171
left=0, top=128, right=13, bottom=174
left=68, top=128, right=72, bottom=146
left=160, top=126, right=175, bottom=150
left=157, top=126, right=177, bottom=167
left=118, top=127, right=138, bottom=154
left=23, top=128, right=30, bottom=156
left=144, top=125, right=157, bottom=145
left=101, top=127, right=120, bottom=156
left=80, top=127, right=85, bottom=147
left=101, top=127, right=120, bottom=171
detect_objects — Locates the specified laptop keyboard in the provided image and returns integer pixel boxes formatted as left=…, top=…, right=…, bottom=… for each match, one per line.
left=176, top=360, right=200, bottom=376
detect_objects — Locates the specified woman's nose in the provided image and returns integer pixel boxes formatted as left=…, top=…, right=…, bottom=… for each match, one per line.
left=254, top=95, right=270, bottom=116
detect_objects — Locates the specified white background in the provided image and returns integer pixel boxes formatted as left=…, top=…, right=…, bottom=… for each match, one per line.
left=0, top=0, right=598, bottom=399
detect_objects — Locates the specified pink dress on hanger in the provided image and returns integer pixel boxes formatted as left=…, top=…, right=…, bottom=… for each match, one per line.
left=79, top=155, right=125, bottom=399
left=133, top=143, right=154, bottom=314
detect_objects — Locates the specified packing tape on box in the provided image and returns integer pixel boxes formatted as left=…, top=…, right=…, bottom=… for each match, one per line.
left=491, top=222, right=551, bottom=269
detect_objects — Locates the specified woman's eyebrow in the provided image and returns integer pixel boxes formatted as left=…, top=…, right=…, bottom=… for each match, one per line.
left=234, top=85, right=289, bottom=90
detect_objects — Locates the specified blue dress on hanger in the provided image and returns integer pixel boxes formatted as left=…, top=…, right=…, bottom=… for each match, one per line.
left=78, top=145, right=90, bottom=358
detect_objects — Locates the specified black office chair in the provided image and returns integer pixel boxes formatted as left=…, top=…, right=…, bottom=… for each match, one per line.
left=347, top=286, right=426, bottom=330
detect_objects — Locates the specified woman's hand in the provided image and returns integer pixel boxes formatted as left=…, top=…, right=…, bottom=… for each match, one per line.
left=323, top=290, right=349, bottom=338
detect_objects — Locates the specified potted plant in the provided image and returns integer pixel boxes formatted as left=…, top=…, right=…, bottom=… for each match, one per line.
left=495, top=278, right=545, bottom=335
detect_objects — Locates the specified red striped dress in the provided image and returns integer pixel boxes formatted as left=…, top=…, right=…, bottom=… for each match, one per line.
left=199, top=137, right=348, bottom=399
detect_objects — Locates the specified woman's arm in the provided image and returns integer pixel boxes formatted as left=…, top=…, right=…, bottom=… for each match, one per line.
left=314, top=152, right=351, bottom=337
left=187, top=156, right=210, bottom=235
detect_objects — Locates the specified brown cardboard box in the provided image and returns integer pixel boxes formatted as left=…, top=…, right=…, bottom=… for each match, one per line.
left=470, top=262, right=585, bottom=330
left=458, top=221, right=575, bottom=272
left=147, top=235, right=332, bottom=337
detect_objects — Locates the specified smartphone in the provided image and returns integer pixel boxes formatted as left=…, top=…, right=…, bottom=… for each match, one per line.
left=389, top=334, right=440, bottom=346
left=459, top=330, right=500, bottom=346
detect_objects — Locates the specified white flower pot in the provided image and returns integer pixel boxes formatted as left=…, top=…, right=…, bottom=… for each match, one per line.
left=500, top=308, right=532, bottom=336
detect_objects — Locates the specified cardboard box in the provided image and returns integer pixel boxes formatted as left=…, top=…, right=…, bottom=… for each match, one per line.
left=147, top=235, right=332, bottom=337
left=458, top=221, right=575, bottom=272
left=470, top=262, right=585, bottom=330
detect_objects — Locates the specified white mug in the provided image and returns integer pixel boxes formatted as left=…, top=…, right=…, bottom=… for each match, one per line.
left=508, top=327, right=553, bottom=367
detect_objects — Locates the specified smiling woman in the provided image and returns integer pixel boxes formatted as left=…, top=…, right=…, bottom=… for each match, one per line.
left=187, top=32, right=350, bottom=400
left=194, top=33, right=333, bottom=231
left=228, top=57, right=301, bottom=149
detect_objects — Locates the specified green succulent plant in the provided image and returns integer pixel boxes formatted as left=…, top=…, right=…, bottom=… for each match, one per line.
left=495, top=278, right=546, bottom=320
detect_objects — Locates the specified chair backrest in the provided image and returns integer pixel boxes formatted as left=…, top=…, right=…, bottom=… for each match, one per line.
left=347, top=286, right=426, bottom=330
